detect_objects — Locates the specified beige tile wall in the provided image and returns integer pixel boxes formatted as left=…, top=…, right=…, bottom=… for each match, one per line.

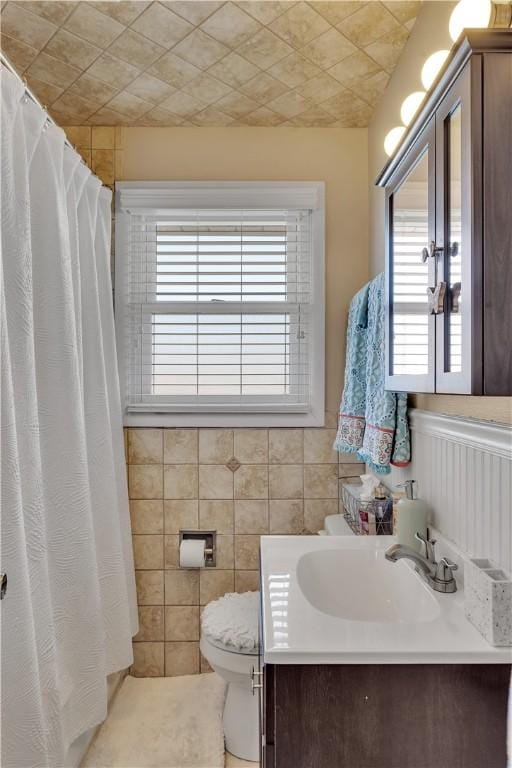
left=64, top=124, right=123, bottom=186
left=126, top=424, right=363, bottom=677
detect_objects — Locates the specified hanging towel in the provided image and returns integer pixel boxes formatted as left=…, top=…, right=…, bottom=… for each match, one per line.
left=359, top=273, right=410, bottom=473
left=334, top=273, right=410, bottom=475
left=333, top=281, right=370, bottom=455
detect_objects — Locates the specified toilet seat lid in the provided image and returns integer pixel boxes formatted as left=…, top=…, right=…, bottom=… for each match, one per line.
left=203, top=634, right=259, bottom=657
left=201, top=591, right=260, bottom=653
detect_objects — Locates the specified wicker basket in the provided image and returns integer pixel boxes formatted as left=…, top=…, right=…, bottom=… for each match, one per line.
left=340, top=481, right=393, bottom=535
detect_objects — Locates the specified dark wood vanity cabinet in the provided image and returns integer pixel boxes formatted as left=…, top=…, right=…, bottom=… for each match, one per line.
left=259, top=662, right=511, bottom=768
left=377, top=31, right=512, bottom=395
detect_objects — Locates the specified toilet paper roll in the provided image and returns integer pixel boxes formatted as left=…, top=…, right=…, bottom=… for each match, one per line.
left=180, top=539, right=206, bottom=568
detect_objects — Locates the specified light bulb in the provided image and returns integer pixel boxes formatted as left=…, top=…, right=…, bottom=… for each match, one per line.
left=421, top=50, right=450, bottom=90
left=400, top=91, right=426, bottom=126
left=384, top=126, right=406, bottom=157
left=449, top=0, right=492, bottom=42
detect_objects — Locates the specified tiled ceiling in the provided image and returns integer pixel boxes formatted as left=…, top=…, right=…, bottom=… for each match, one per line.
left=1, top=1, right=421, bottom=127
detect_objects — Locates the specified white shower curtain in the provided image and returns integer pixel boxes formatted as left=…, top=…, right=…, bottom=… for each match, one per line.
left=1, top=68, right=138, bottom=768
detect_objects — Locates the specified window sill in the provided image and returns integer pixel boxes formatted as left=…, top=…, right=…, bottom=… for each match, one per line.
left=123, top=410, right=325, bottom=428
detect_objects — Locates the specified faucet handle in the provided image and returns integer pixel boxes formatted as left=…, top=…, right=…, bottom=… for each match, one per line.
left=415, top=531, right=436, bottom=562
left=436, top=557, right=458, bottom=575
left=433, top=557, right=458, bottom=592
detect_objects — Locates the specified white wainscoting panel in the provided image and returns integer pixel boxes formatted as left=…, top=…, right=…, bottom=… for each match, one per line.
left=407, top=409, right=512, bottom=573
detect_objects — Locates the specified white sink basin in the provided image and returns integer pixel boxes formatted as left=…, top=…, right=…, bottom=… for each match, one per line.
left=297, top=548, right=440, bottom=623
left=260, top=535, right=512, bottom=664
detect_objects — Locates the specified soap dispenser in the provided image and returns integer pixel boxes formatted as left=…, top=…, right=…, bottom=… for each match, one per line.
left=395, top=480, right=428, bottom=553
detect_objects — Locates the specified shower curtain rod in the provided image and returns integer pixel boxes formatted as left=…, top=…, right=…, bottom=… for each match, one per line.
left=1, top=51, right=109, bottom=191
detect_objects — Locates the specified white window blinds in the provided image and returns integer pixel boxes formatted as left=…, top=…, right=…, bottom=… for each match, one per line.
left=391, top=207, right=430, bottom=375
left=121, top=208, right=316, bottom=414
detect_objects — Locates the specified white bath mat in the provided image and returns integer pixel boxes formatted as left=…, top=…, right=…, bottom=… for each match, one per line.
left=82, top=673, right=226, bottom=768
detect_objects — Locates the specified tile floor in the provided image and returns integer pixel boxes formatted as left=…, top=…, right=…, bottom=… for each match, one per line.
left=225, top=752, right=258, bottom=767
left=82, top=672, right=257, bottom=767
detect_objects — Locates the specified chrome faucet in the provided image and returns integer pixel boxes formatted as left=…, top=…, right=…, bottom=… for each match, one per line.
left=385, top=535, right=458, bottom=593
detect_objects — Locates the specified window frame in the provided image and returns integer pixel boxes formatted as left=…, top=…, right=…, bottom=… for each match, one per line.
left=115, top=181, right=325, bottom=427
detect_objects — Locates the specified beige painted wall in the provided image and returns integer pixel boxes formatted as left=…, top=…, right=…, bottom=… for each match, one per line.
left=368, top=2, right=512, bottom=425
left=118, top=126, right=369, bottom=414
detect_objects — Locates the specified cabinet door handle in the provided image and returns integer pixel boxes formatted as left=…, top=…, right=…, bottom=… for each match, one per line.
left=251, top=666, right=263, bottom=695
left=427, top=281, right=447, bottom=314
left=448, top=240, right=458, bottom=257
left=422, top=240, right=444, bottom=262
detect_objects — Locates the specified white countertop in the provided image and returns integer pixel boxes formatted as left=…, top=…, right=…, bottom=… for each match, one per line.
left=260, top=535, right=512, bottom=665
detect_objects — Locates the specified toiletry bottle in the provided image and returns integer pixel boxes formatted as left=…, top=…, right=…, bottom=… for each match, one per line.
left=395, top=480, right=428, bottom=553
left=374, top=484, right=393, bottom=535
left=392, top=490, right=405, bottom=532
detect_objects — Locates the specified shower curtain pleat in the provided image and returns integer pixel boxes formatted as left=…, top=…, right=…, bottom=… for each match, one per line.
left=63, top=148, right=85, bottom=389
left=1, top=68, right=137, bottom=768
left=94, top=188, right=139, bottom=638
left=77, top=177, right=136, bottom=672
left=94, top=187, right=139, bottom=640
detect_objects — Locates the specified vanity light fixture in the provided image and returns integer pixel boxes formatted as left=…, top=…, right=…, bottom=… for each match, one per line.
left=421, top=50, right=451, bottom=90
left=384, top=126, right=406, bottom=157
left=449, top=0, right=492, bottom=42
left=383, top=0, right=494, bottom=160
left=400, top=91, right=427, bottom=126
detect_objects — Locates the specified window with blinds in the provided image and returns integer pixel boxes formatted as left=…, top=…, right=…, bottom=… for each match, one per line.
left=117, top=194, right=324, bottom=422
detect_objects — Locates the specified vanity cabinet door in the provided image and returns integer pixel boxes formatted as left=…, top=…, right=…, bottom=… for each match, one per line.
left=267, top=663, right=511, bottom=768
left=435, top=62, right=481, bottom=393
left=261, top=664, right=274, bottom=768
left=385, top=118, right=436, bottom=392
left=380, top=34, right=512, bottom=396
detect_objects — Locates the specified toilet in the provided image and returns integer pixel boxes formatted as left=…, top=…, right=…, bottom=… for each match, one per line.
left=200, top=591, right=260, bottom=763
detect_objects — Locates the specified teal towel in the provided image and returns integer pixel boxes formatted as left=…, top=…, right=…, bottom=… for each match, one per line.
left=335, top=273, right=410, bottom=474
left=333, top=280, right=370, bottom=455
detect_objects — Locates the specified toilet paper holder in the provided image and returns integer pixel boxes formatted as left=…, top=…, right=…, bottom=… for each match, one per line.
left=179, top=530, right=216, bottom=567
